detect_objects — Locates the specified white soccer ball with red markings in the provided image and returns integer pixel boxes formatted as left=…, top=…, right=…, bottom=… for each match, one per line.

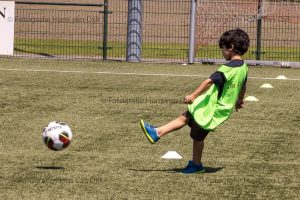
left=42, top=121, right=73, bottom=151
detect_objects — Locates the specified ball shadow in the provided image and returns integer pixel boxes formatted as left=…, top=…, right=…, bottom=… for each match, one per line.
left=36, top=166, right=65, bottom=170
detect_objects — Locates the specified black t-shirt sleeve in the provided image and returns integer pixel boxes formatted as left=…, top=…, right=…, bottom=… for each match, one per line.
left=210, top=71, right=226, bottom=86
left=210, top=71, right=226, bottom=99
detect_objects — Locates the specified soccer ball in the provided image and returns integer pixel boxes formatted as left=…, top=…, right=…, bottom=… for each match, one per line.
left=42, top=121, right=73, bottom=151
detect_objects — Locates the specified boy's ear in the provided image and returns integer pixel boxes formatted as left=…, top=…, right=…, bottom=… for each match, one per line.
left=229, top=44, right=234, bottom=51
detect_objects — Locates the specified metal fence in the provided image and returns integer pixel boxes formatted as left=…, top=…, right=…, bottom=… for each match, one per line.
left=5, top=0, right=300, bottom=66
left=83, top=0, right=191, bottom=62
left=12, top=0, right=190, bottom=62
left=14, top=1, right=107, bottom=60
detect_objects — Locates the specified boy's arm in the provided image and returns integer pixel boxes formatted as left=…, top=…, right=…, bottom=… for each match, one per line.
left=184, top=78, right=214, bottom=104
left=236, top=81, right=247, bottom=111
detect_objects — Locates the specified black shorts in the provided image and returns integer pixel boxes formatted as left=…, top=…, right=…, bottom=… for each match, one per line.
left=182, top=111, right=209, bottom=141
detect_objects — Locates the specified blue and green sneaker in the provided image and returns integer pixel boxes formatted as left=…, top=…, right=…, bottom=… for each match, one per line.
left=140, top=119, right=160, bottom=144
left=181, top=160, right=206, bottom=174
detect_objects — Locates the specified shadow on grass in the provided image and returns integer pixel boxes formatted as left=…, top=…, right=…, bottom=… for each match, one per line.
left=14, top=48, right=55, bottom=58
left=129, top=166, right=224, bottom=174
left=36, top=166, right=65, bottom=170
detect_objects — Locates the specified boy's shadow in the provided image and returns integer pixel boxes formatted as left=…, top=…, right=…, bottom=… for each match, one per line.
left=130, top=166, right=224, bottom=174
left=203, top=167, right=224, bottom=173
left=36, top=166, right=65, bottom=170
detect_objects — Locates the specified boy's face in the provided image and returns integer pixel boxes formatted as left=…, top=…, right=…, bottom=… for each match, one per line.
left=221, top=47, right=233, bottom=61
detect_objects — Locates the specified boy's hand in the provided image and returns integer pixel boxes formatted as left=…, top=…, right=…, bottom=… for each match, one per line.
left=184, top=94, right=195, bottom=104
left=235, top=99, right=244, bottom=112
left=184, top=78, right=213, bottom=104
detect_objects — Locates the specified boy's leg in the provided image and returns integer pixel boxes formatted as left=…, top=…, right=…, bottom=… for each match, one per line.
left=140, top=113, right=188, bottom=144
left=181, top=139, right=206, bottom=174
left=180, top=120, right=208, bottom=174
left=181, top=139, right=205, bottom=174
left=192, top=140, right=204, bottom=165
left=189, top=120, right=209, bottom=165
left=156, top=114, right=188, bottom=137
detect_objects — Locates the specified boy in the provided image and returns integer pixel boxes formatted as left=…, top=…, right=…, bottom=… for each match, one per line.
left=140, top=29, right=250, bottom=174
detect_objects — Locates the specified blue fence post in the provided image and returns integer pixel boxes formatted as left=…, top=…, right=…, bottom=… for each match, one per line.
left=126, top=0, right=143, bottom=62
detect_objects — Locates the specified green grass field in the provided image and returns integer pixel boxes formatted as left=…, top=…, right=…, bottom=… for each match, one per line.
left=14, top=39, right=189, bottom=60
left=14, top=39, right=300, bottom=62
left=0, top=58, right=299, bottom=199
left=15, top=39, right=300, bottom=62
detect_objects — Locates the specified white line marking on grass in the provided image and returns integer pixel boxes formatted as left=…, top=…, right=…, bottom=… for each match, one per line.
left=1, top=68, right=300, bottom=81
left=0, top=68, right=208, bottom=77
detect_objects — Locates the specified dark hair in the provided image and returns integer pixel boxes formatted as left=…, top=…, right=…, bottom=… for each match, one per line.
left=219, top=29, right=250, bottom=55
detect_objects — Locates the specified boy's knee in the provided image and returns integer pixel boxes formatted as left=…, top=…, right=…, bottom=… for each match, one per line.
left=190, top=131, right=208, bottom=141
left=180, top=111, right=190, bottom=125
left=181, top=111, right=209, bottom=141
left=189, top=121, right=209, bottom=141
